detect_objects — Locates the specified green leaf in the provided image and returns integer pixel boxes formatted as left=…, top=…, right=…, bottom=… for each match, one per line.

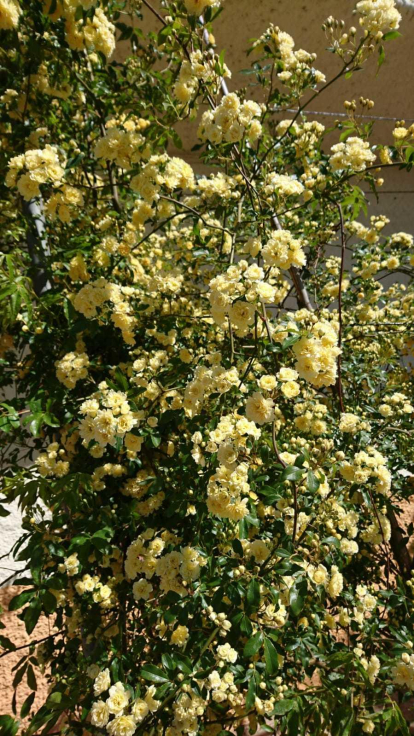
left=307, top=470, right=320, bottom=493
left=47, top=0, right=58, bottom=15
left=28, top=413, right=44, bottom=438
left=272, top=699, right=295, bottom=716
left=27, top=664, right=37, bottom=691
left=173, top=653, right=193, bottom=674
left=377, top=44, right=385, bottom=71
left=232, top=538, right=244, bottom=556
left=275, top=548, right=291, bottom=558
left=0, top=285, right=16, bottom=301
left=69, top=535, right=90, bottom=549
left=154, top=682, right=171, bottom=700
left=281, top=334, right=300, bottom=349
left=243, top=631, right=263, bottom=658
left=0, top=716, right=19, bottom=736
left=43, top=413, right=60, bottom=428
left=239, top=613, right=253, bottom=637
left=46, top=690, right=71, bottom=710
left=289, top=580, right=306, bottom=617
left=9, top=589, right=35, bottom=611
left=331, top=705, right=354, bottom=736
left=114, top=367, right=129, bottom=391
left=281, top=466, right=304, bottom=482
left=246, top=578, right=260, bottom=610
left=264, top=637, right=279, bottom=675
left=24, top=599, right=42, bottom=635
left=13, top=663, right=27, bottom=689
left=20, top=692, right=35, bottom=719
left=383, top=31, right=401, bottom=41
left=245, top=676, right=257, bottom=711
left=161, top=653, right=176, bottom=671
left=140, top=664, right=169, bottom=684
left=42, top=590, right=57, bottom=614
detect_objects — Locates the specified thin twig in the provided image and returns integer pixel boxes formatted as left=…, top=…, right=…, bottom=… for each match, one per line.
left=0, top=630, right=64, bottom=660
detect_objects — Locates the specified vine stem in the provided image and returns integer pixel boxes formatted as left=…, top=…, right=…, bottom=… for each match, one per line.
left=0, top=630, right=64, bottom=660
left=334, top=202, right=346, bottom=412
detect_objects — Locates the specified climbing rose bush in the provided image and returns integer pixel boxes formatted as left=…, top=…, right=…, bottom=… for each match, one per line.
left=1, top=1, right=414, bottom=735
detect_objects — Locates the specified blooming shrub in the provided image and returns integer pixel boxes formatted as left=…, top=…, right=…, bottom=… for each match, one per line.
left=0, top=1, right=414, bottom=735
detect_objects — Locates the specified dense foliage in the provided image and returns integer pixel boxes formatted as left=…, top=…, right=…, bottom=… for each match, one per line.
left=1, top=0, right=414, bottom=734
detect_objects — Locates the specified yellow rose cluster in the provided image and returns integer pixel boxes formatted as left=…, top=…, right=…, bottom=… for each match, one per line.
left=94, top=116, right=151, bottom=169
left=174, top=49, right=231, bottom=105
left=69, top=253, right=90, bottom=282
left=208, top=260, right=281, bottom=334
left=75, top=573, right=118, bottom=610
left=44, top=184, right=84, bottom=223
left=292, top=317, right=341, bottom=388
left=207, top=462, right=250, bottom=521
left=263, top=172, right=305, bottom=200
left=262, top=229, right=306, bottom=270
left=90, top=673, right=160, bottom=736
left=252, top=25, right=326, bottom=87
left=73, top=279, right=137, bottom=344
left=121, top=470, right=165, bottom=517
left=131, top=154, right=195, bottom=203
left=55, top=350, right=89, bottom=389
left=35, top=442, right=70, bottom=477
left=198, top=93, right=262, bottom=145
left=183, top=0, right=221, bottom=16
left=340, top=447, right=392, bottom=496
left=330, top=136, right=376, bottom=172
left=126, top=530, right=205, bottom=597
left=293, top=398, right=329, bottom=435
left=64, top=5, right=116, bottom=58
left=6, top=145, right=65, bottom=200
left=79, top=385, right=137, bottom=452
left=184, top=360, right=242, bottom=418
left=356, top=0, right=401, bottom=35
left=0, top=0, right=21, bottom=30
left=392, top=652, right=414, bottom=691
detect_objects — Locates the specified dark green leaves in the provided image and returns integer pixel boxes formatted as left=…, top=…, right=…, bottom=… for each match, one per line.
left=0, top=716, right=19, bottom=736
left=281, top=466, right=305, bottom=482
left=243, top=631, right=263, bottom=658
left=20, top=692, right=35, bottom=719
left=140, top=664, right=169, bottom=684
left=27, top=664, right=37, bottom=691
left=307, top=470, right=320, bottom=493
left=289, top=579, right=307, bottom=617
left=245, top=675, right=257, bottom=711
left=272, top=699, right=295, bottom=716
left=246, top=578, right=261, bottom=610
left=24, top=599, right=43, bottom=635
left=331, top=705, right=354, bottom=736
left=264, top=637, right=278, bottom=675
left=8, top=589, right=35, bottom=611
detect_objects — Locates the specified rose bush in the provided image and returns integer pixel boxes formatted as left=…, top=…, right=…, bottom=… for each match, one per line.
left=1, top=0, right=414, bottom=734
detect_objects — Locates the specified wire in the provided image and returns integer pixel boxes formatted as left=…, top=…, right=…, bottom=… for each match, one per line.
left=282, top=108, right=414, bottom=122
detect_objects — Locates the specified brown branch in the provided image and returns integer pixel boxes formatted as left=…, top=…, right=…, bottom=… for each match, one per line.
left=0, top=630, right=64, bottom=660
left=272, top=213, right=313, bottom=311
left=388, top=505, right=413, bottom=580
